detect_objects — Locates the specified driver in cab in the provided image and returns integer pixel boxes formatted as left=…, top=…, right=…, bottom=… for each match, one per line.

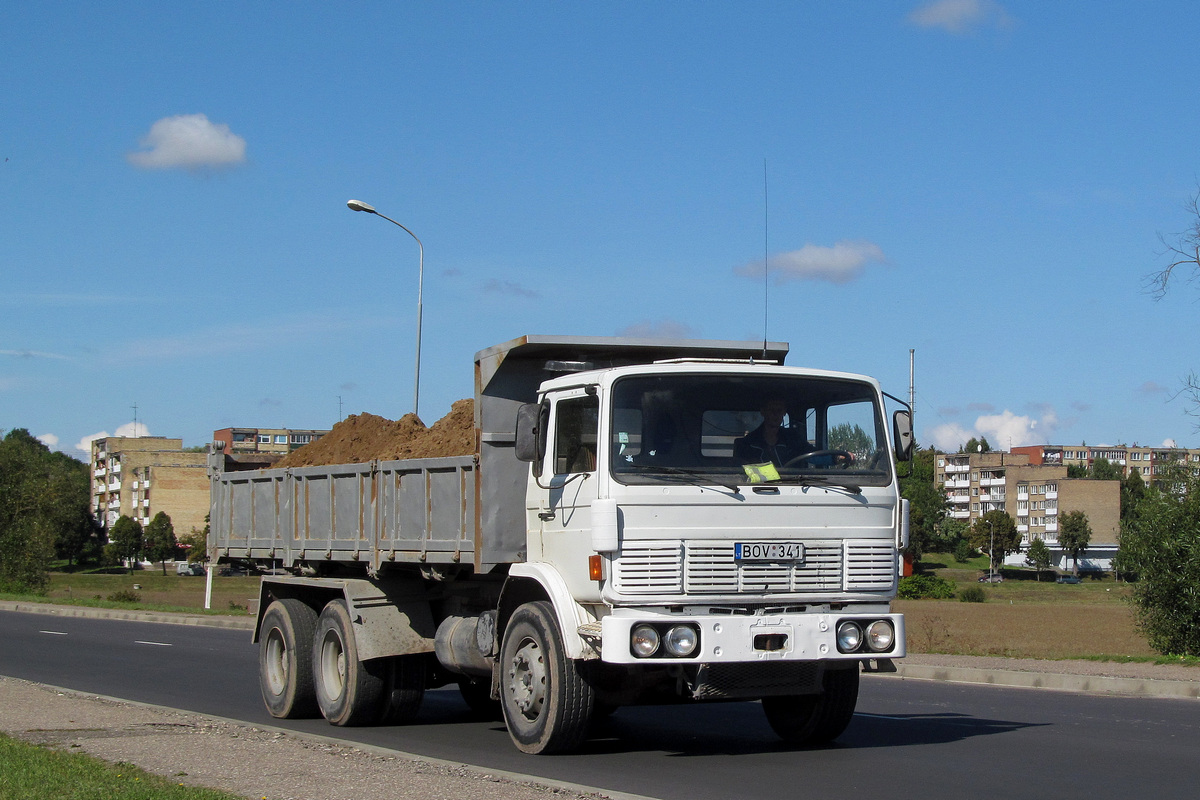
left=733, top=397, right=813, bottom=467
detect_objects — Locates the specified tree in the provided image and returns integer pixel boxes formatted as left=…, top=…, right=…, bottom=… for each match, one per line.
left=143, top=512, right=178, bottom=575
left=0, top=428, right=92, bottom=592
left=1118, top=471, right=1200, bottom=655
left=968, top=510, right=1020, bottom=574
left=1121, top=471, right=1146, bottom=520
left=896, top=447, right=948, bottom=564
left=930, top=517, right=970, bottom=554
left=1057, top=510, right=1092, bottom=575
left=1091, top=457, right=1123, bottom=481
left=962, top=437, right=991, bottom=454
left=828, top=423, right=874, bottom=461
left=1025, top=537, right=1052, bottom=580
left=108, top=515, right=144, bottom=574
left=1151, top=186, right=1200, bottom=427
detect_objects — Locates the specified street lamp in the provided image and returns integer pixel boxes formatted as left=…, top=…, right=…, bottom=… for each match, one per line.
left=346, top=199, right=424, bottom=418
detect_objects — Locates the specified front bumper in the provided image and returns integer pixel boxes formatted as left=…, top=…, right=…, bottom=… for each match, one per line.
left=597, top=609, right=905, bottom=665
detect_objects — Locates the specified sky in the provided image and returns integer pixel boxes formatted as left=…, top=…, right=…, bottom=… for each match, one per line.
left=3, top=1, right=1200, bottom=460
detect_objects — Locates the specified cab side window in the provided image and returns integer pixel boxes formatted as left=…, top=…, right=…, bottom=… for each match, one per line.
left=554, top=396, right=599, bottom=474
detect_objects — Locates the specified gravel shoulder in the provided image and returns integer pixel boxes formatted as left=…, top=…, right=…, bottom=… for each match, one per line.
left=0, top=676, right=624, bottom=800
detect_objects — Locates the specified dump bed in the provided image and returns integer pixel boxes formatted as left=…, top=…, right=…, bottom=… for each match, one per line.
left=209, top=455, right=476, bottom=571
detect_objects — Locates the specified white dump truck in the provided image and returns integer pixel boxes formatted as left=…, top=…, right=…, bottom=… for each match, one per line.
left=208, top=335, right=913, bottom=754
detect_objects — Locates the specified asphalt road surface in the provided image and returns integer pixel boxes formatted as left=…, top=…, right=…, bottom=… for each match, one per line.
left=1, top=610, right=1196, bottom=800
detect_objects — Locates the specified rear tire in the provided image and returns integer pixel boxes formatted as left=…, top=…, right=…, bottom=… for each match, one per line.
left=312, top=600, right=387, bottom=726
left=259, top=598, right=319, bottom=719
left=458, top=677, right=502, bottom=720
left=499, top=601, right=594, bottom=754
left=762, top=666, right=859, bottom=746
left=380, top=654, right=427, bottom=724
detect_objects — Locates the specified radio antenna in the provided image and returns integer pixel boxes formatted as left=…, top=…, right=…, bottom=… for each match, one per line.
left=762, top=158, right=769, bottom=359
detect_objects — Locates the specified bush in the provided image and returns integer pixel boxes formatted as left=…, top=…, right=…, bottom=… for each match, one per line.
left=958, top=585, right=986, bottom=603
left=898, top=573, right=956, bottom=600
left=105, top=589, right=141, bottom=603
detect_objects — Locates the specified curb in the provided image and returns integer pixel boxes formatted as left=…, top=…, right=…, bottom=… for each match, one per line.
left=879, top=662, right=1200, bottom=700
left=0, top=601, right=256, bottom=630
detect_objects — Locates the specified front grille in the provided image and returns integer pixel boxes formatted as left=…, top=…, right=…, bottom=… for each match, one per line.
left=612, top=539, right=894, bottom=595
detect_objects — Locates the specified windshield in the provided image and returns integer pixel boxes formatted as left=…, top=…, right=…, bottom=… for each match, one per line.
left=610, top=373, right=892, bottom=488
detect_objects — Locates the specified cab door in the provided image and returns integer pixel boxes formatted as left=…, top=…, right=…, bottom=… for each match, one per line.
left=535, top=390, right=600, bottom=600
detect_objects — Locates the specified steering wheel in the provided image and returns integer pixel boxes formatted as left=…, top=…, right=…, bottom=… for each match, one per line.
left=783, top=449, right=854, bottom=469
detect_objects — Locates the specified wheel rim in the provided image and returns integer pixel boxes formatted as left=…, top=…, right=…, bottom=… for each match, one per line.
left=507, top=636, right=546, bottom=721
left=264, top=628, right=289, bottom=696
left=319, top=630, right=347, bottom=701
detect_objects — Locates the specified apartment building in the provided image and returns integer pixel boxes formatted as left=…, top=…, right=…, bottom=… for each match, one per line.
left=211, top=427, right=328, bottom=455
left=935, top=451, right=1120, bottom=571
left=1012, top=444, right=1200, bottom=481
left=90, top=437, right=209, bottom=536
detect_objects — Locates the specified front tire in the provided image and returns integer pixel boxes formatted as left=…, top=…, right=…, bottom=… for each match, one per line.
left=312, top=600, right=387, bottom=726
left=500, top=601, right=594, bottom=754
left=259, top=598, right=319, bottom=719
left=762, top=666, right=859, bottom=746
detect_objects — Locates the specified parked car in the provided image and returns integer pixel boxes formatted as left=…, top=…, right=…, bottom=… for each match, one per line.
left=978, top=573, right=1004, bottom=583
left=176, top=562, right=206, bottom=576
left=1056, top=574, right=1082, bottom=584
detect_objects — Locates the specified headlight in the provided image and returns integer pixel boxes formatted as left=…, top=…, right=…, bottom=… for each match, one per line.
left=631, top=624, right=660, bottom=657
left=663, top=625, right=698, bottom=657
left=836, top=621, right=862, bottom=653
left=865, top=620, right=895, bottom=652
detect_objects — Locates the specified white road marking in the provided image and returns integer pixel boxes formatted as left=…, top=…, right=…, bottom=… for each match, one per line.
left=38, top=630, right=68, bottom=636
left=134, top=640, right=173, bottom=647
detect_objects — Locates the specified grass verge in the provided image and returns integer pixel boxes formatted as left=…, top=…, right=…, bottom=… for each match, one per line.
left=0, top=732, right=240, bottom=800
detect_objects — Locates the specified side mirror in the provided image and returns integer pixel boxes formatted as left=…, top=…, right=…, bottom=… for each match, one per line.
left=892, top=410, right=914, bottom=462
left=515, top=401, right=550, bottom=476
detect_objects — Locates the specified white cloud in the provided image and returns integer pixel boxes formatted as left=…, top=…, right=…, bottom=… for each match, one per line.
left=74, top=431, right=108, bottom=453
left=617, top=319, right=698, bottom=339
left=908, top=0, right=1013, bottom=35
left=73, top=422, right=150, bottom=455
left=925, top=406, right=1060, bottom=451
left=127, top=114, right=247, bottom=171
left=37, top=433, right=59, bottom=448
left=115, top=421, right=150, bottom=438
left=737, top=241, right=886, bottom=285
left=927, top=422, right=973, bottom=452
left=1139, top=381, right=1169, bottom=395
left=1162, top=438, right=1178, bottom=448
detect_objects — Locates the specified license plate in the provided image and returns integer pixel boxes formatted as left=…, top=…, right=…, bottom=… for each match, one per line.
left=735, top=542, right=805, bottom=563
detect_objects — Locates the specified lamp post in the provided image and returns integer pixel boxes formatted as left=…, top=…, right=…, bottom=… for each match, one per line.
left=347, top=199, right=424, bottom=418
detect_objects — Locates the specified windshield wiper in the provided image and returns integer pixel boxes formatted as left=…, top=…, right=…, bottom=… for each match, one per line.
left=620, top=463, right=741, bottom=493
left=783, top=475, right=862, bottom=495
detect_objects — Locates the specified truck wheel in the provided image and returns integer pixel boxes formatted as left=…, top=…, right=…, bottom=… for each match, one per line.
left=259, top=598, right=319, bottom=719
left=762, top=666, right=859, bottom=746
left=500, top=600, right=594, bottom=754
left=457, top=677, right=502, bottom=720
left=380, top=654, right=426, bottom=724
left=312, top=600, right=387, bottom=726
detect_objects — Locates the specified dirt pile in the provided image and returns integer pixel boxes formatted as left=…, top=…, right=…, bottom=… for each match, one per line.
left=276, top=399, right=475, bottom=468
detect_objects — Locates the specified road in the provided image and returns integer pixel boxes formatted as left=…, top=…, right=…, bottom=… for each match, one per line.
left=1, top=610, right=1195, bottom=800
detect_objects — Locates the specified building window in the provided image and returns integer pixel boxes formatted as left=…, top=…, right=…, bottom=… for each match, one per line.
left=274, top=435, right=287, bottom=444
left=258, top=434, right=270, bottom=444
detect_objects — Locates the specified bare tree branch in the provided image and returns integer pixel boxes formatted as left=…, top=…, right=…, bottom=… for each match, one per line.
left=1150, top=188, right=1200, bottom=300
